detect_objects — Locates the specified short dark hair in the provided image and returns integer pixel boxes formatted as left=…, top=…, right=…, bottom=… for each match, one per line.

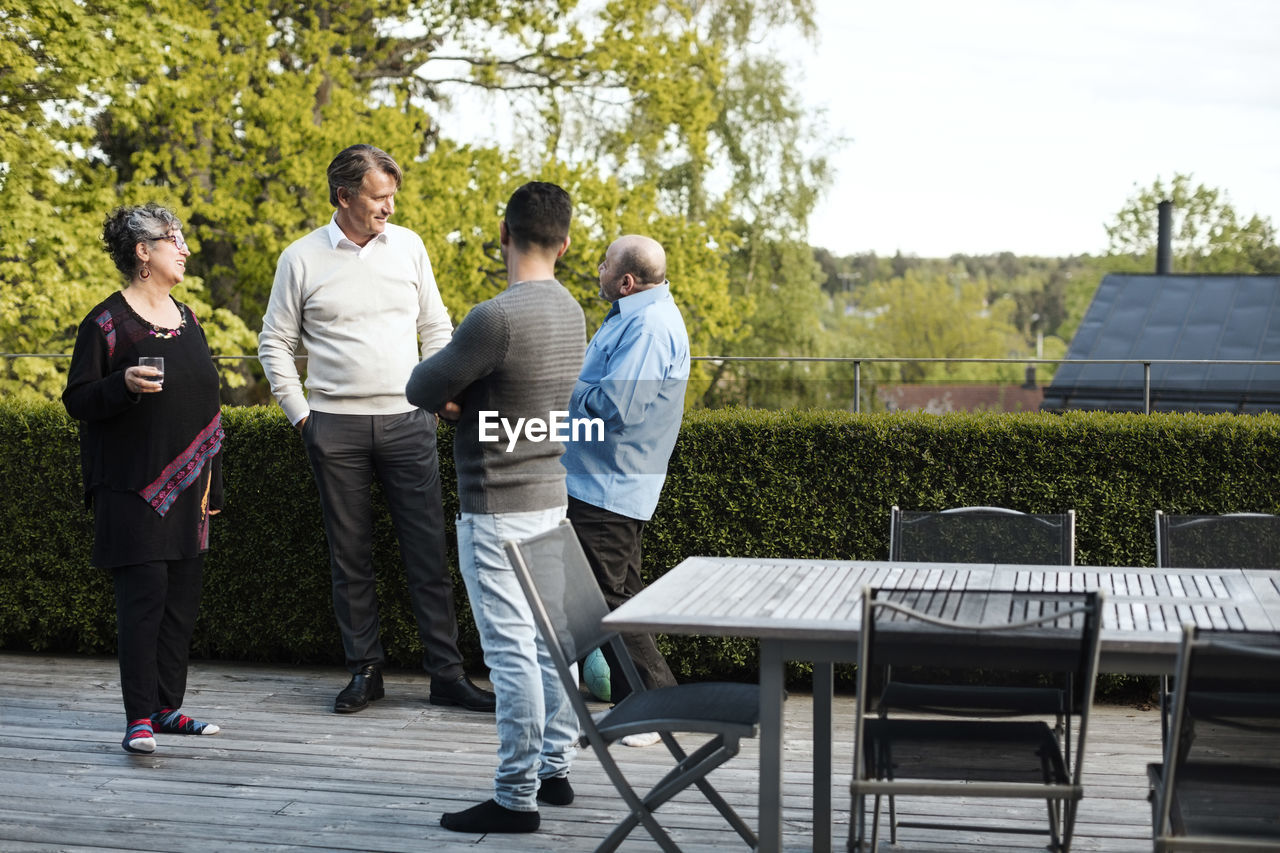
left=101, top=203, right=182, bottom=279
left=327, top=144, right=402, bottom=206
left=503, top=182, right=572, bottom=251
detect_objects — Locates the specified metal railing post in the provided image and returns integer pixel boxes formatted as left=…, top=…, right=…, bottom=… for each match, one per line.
left=1144, top=362, right=1151, bottom=414
left=854, top=360, right=861, bottom=413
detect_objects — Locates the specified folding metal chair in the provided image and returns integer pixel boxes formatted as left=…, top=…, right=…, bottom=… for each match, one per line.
left=1154, top=511, right=1280, bottom=741
left=879, top=505, right=1078, bottom=841
left=849, top=586, right=1103, bottom=853
left=1148, top=625, right=1280, bottom=851
left=504, top=520, right=760, bottom=853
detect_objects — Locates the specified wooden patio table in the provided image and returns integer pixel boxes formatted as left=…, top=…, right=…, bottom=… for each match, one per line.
left=603, top=557, right=1280, bottom=853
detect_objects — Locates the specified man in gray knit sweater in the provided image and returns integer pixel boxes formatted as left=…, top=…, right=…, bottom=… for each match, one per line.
left=406, top=182, right=586, bottom=834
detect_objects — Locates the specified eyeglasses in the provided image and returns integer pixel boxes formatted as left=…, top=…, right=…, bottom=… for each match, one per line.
left=152, top=231, right=188, bottom=251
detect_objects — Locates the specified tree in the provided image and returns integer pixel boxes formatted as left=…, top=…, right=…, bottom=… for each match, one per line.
left=693, top=36, right=834, bottom=407
left=116, top=0, right=818, bottom=348
left=1106, top=173, right=1280, bottom=274
left=418, top=0, right=829, bottom=394
left=855, top=270, right=1025, bottom=385
left=3, top=0, right=828, bottom=406
left=0, top=1, right=257, bottom=402
left=700, top=237, right=829, bottom=408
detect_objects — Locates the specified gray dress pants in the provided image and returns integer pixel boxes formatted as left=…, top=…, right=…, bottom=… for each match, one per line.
left=302, top=408, right=463, bottom=679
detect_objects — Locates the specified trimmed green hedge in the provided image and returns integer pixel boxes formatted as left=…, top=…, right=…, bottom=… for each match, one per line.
left=0, top=402, right=476, bottom=667
left=3, top=401, right=1279, bottom=697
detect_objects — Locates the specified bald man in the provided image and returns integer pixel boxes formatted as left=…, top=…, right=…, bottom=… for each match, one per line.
left=561, top=236, right=689, bottom=741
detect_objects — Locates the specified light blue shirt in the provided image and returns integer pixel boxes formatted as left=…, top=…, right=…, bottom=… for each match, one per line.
left=562, top=284, right=690, bottom=521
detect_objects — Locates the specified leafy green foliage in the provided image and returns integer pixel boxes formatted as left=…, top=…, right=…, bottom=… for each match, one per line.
left=3, top=0, right=825, bottom=408
left=1107, top=173, right=1280, bottom=274
left=848, top=270, right=1025, bottom=385
left=0, top=399, right=112, bottom=651
left=646, top=408, right=1280, bottom=691
left=0, top=1, right=259, bottom=401
left=700, top=239, right=832, bottom=408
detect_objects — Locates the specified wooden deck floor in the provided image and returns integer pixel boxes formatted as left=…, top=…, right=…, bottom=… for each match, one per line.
left=0, top=652, right=1161, bottom=852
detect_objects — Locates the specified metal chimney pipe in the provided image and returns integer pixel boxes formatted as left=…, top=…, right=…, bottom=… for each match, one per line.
left=1156, top=200, right=1173, bottom=274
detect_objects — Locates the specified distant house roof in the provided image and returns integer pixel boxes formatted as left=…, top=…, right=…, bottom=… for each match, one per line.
left=1041, top=274, right=1280, bottom=413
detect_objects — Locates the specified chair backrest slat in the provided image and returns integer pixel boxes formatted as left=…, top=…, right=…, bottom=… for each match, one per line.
left=1174, top=629, right=1280, bottom=760
left=863, top=587, right=1102, bottom=713
left=890, top=505, right=1076, bottom=565
left=504, top=520, right=616, bottom=670
left=1155, top=511, right=1280, bottom=570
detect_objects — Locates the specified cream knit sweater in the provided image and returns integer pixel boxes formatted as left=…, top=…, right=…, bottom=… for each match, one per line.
left=258, top=219, right=452, bottom=424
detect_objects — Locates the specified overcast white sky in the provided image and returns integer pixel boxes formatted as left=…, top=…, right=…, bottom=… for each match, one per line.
left=795, top=0, right=1280, bottom=258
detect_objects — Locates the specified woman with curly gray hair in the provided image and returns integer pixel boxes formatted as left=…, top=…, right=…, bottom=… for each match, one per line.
left=63, top=203, right=224, bottom=754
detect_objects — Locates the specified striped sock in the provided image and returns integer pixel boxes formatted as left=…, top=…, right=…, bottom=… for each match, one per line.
left=152, top=708, right=220, bottom=736
left=122, top=719, right=156, bottom=754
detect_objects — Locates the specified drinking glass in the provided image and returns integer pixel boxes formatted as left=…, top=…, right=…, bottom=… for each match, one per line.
left=139, top=356, right=165, bottom=388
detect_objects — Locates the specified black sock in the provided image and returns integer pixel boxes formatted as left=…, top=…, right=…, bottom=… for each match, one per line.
left=440, top=798, right=539, bottom=833
left=536, top=775, right=574, bottom=806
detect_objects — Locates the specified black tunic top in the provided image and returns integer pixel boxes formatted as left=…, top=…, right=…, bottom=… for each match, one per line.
left=63, top=291, right=224, bottom=569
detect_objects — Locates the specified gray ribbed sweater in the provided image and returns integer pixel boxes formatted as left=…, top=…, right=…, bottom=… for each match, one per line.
left=406, top=279, right=586, bottom=514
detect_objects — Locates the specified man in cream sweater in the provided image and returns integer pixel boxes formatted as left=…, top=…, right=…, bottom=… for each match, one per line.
left=258, top=144, right=494, bottom=715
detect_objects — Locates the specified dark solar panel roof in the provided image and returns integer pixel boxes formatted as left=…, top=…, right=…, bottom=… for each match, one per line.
left=1041, top=274, right=1280, bottom=413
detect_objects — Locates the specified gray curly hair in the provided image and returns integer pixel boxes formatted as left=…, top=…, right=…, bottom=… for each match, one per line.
left=102, top=203, right=182, bottom=279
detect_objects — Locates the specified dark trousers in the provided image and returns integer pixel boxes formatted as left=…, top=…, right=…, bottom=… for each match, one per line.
left=302, top=408, right=463, bottom=679
left=567, top=496, right=676, bottom=701
left=112, top=556, right=204, bottom=722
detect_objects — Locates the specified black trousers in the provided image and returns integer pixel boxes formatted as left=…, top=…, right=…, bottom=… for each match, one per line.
left=112, top=556, right=204, bottom=722
left=302, top=409, right=463, bottom=679
left=567, top=496, right=676, bottom=701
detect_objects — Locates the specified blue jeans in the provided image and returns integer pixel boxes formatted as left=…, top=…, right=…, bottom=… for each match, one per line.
left=456, top=507, right=578, bottom=811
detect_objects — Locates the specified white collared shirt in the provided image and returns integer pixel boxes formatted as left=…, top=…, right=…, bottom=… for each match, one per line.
left=325, top=216, right=390, bottom=258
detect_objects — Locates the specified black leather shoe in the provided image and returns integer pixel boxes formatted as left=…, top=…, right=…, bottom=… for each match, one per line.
left=334, top=665, right=384, bottom=714
left=430, top=675, right=496, bottom=712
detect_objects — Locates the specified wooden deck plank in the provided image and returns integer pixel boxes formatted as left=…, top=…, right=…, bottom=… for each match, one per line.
left=0, top=651, right=1161, bottom=852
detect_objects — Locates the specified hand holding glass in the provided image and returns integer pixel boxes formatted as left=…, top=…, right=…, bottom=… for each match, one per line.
left=139, top=357, right=165, bottom=389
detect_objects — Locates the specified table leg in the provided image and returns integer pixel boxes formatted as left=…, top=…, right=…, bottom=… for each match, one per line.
left=759, top=640, right=785, bottom=853
left=813, top=660, right=834, bottom=853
